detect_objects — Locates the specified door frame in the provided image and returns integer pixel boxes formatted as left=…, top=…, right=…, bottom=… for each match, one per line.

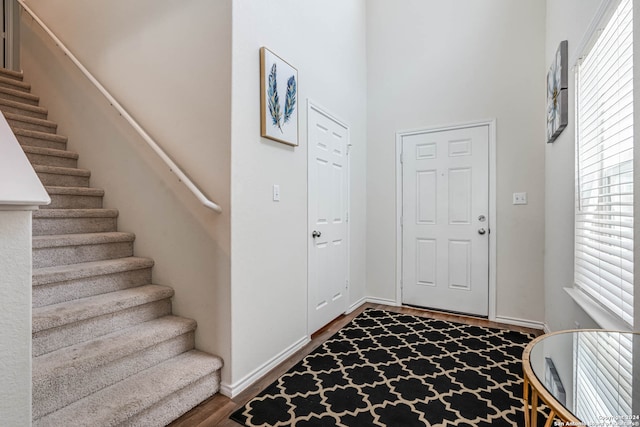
left=4, top=0, right=18, bottom=70
left=307, top=99, right=351, bottom=336
left=395, top=119, right=497, bottom=320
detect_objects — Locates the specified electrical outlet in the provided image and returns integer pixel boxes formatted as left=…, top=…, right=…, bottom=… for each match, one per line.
left=513, top=192, right=527, bottom=205
left=574, top=321, right=581, bottom=330
left=273, top=184, right=280, bottom=201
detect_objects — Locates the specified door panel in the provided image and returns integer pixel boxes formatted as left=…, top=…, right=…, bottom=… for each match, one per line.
left=308, top=105, right=349, bottom=334
left=402, top=125, right=489, bottom=316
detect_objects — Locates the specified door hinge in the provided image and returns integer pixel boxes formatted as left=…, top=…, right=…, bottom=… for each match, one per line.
left=346, top=212, right=349, bottom=223
left=400, top=216, right=403, bottom=226
left=400, top=151, right=404, bottom=164
left=346, top=279, right=349, bottom=289
left=347, top=143, right=352, bottom=155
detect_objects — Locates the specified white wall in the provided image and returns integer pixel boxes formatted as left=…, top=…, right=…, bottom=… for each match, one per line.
left=20, top=0, right=232, bottom=374
left=367, top=0, right=547, bottom=324
left=0, top=211, right=33, bottom=426
left=230, top=0, right=367, bottom=391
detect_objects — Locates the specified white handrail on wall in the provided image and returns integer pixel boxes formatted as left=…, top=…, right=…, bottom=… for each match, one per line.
left=17, top=0, right=222, bottom=214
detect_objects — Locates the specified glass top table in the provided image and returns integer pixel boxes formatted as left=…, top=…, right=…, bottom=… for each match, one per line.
left=522, top=330, right=639, bottom=427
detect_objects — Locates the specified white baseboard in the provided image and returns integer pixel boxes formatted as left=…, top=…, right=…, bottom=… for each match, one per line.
left=346, top=296, right=367, bottom=314
left=494, top=315, right=545, bottom=331
left=347, top=296, right=400, bottom=314
left=543, top=323, right=551, bottom=334
left=365, top=296, right=400, bottom=306
left=219, top=335, right=310, bottom=398
left=221, top=297, right=399, bottom=398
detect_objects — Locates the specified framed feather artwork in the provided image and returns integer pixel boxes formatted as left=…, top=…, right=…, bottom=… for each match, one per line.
left=260, top=47, right=299, bottom=146
left=546, top=40, right=568, bottom=143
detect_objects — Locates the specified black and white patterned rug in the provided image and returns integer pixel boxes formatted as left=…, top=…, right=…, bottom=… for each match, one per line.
left=231, top=309, right=543, bottom=427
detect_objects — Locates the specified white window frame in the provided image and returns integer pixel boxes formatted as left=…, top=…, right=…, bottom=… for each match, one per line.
left=571, top=0, right=634, bottom=331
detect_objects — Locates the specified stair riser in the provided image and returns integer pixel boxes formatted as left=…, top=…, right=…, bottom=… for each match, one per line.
left=17, top=135, right=67, bottom=150
left=0, top=91, right=38, bottom=106
left=33, top=332, right=195, bottom=420
left=33, top=241, right=134, bottom=269
left=33, top=267, right=153, bottom=308
left=0, top=103, right=47, bottom=119
left=33, top=217, right=117, bottom=236
left=36, top=172, right=90, bottom=187
left=126, top=372, right=221, bottom=427
left=9, top=120, right=56, bottom=134
left=0, top=80, right=30, bottom=93
left=43, top=193, right=103, bottom=209
left=25, top=152, right=78, bottom=168
left=33, top=299, right=172, bottom=357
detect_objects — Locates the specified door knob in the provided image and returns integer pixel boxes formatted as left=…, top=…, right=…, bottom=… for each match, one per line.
left=312, top=230, right=322, bottom=238
left=478, top=228, right=486, bottom=235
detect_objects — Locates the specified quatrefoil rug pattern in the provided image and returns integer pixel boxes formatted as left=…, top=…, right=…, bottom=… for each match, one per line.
left=231, top=309, right=539, bottom=427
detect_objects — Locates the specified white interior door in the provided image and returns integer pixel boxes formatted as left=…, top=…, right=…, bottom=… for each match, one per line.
left=401, top=125, right=489, bottom=316
left=308, top=103, right=349, bottom=334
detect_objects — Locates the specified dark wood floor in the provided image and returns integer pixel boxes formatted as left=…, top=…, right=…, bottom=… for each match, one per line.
left=168, top=303, right=543, bottom=427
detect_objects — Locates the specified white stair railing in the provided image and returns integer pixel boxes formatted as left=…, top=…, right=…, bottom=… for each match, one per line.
left=18, top=0, right=222, bottom=214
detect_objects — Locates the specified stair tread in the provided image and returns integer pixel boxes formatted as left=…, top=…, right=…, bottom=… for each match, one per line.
left=22, top=145, right=79, bottom=159
left=33, top=231, right=135, bottom=249
left=33, top=256, right=154, bottom=286
left=0, top=68, right=24, bottom=80
left=33, top=284, right=174, bottom=333
left=14, top=127, right=67, bottom=142
left=44, top=185, right=104, bottom=196
left=0, top=97, right=48, bottom=114
left=33, top=164, right=91, bottom=177
left=33, top=208, right=118, bottom=218
left=0, top=85, right=38, bottom=101
left=0, top=74, right=30, bottom=89
left=34, top=315, right=196, bottom=377
left=34, top=350, right=222, bottom=427
left=4, top=111, right=55, bottom=127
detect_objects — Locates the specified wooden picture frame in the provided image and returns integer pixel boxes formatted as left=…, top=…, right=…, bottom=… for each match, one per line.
left=260, top=47, right=299, bottom=146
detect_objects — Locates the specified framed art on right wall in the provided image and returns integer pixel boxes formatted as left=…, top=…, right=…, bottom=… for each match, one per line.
left=547, top=40, right=568, bottom=143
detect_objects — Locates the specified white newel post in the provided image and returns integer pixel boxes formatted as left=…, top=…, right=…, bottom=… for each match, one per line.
left=0, top=113, right=50, bottom=426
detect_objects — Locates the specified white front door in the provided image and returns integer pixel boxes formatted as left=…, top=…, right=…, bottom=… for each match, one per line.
left=308, top=103, right=349, bottom=334
left=401, top=125, right=489, bottom=316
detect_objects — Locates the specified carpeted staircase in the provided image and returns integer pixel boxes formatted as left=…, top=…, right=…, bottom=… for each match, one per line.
left=0, top=67, right=223, bottom=426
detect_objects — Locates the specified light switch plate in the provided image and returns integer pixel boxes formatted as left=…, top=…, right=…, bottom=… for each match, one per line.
left=513, top=192, right=527, bottom=205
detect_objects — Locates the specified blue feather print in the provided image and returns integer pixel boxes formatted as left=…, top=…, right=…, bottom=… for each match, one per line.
left=284, top=75, right=296, bottom=124
left=267, top=63, right=283, bottom=132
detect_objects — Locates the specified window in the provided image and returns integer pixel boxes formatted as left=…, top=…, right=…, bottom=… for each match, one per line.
left=575, top=0, right=633, bottom=328
left=574, top=332, right=633, bottom=421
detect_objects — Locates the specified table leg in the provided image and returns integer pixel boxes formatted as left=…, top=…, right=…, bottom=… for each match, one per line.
left=523, top=375, right=531, bottom=427
left=544, top=410, right=557, bottom=427
left=531, top=389, right=539, bottom=427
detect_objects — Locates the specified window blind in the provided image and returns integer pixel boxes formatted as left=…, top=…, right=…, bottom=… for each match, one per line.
left=575, top=0, right=633, bottom=328
left=574, top=332, right=633, bottom=422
